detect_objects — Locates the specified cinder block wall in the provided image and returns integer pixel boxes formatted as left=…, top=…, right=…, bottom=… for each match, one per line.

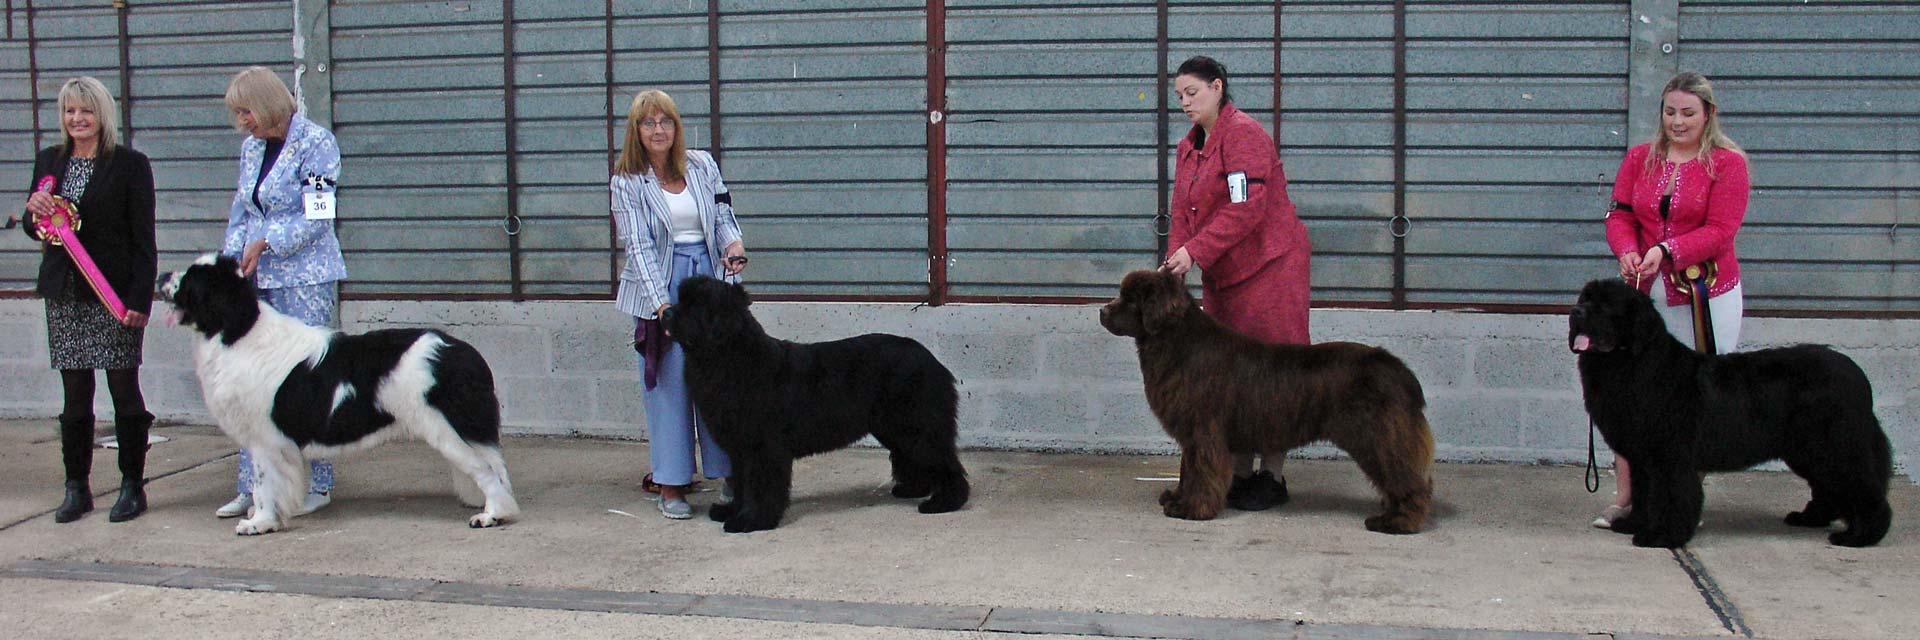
left=3, top=299, right=1914, bottom=476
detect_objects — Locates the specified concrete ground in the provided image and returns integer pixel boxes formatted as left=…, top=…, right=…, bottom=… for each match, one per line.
left=1, top=419, right=1914, bottom=640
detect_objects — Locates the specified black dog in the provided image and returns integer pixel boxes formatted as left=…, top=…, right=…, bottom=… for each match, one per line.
left=663, top=276, right=968, bottom=533
left=1569, top=279, right=1892, bottom=548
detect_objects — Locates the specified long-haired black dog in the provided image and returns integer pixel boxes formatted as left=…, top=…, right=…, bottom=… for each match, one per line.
left=663, top=276, right=968, bottom=533
left=1569, top=279, right=1891, bottom=548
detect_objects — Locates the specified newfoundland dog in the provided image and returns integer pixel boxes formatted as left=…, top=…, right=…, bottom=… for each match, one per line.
left=159, top=255, right=518, bottom=535
left=1100, top=269, right=1434, bottom=533
left=1570, top=278, right=1892, bottom=548
left=663, top=276, right=968, bottom=533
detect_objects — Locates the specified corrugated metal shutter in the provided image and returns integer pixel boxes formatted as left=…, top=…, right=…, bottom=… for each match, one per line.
left=944, top=2, right=1166, bottom=299
left=1679, top=0, right=1918, bottom=312
left=1397, top=1, right=1632, bottom=306
left=330, top=1, right=513, bottom=295
left=0, top=1, right=293, bottom=290
left=718, top=0, right=930, bottom=297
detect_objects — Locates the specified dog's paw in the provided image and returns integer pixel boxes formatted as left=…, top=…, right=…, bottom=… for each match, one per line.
left=469, top=513, right=505, bottom=528
left=917, top=495, right=965, bottom=514
left=1365, top=513, right=1421, bottom=535
left=1162, top=499, right=1219, bottom=521
left=235, top=517, right=280, bottom=536
left=723, top=514, right=778, bottom=534
left=709, top=502, right=738, bottom=522
left=1157, top=489, right=1179, bottom=506
left=1785, top=509, right=1837, bottom=528
left=1631, top=531, right=1685, bottom=549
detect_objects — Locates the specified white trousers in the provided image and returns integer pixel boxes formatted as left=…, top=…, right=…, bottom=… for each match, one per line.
left=1655, top=282, right=1744, bottom=354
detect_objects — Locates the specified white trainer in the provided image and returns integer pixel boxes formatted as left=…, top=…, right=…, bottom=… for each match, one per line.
left=296, top=492, right=332, bottom=516
left=215, top=493, right=252, bottom=518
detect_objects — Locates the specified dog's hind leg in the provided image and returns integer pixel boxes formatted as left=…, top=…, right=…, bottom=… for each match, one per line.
left=916, top=443, right=969, bottom=514
left=876, top=433, right=933, bottom=499
left=451, top=464, right=485, bottom=509
left=238, top=442, right=304, bottom=535
left=1826, top=457, right=1892, bottom=548
left=1783, top=464, right=1843, bottom=528
left=434, top=439, right=517, bottom=528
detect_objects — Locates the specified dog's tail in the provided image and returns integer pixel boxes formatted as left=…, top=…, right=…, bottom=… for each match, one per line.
left=1367, top=348, right=1427, bottom=412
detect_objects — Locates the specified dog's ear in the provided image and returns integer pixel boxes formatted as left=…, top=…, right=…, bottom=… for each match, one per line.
left=731, top=281, right=751, bottom=307
left=1140, top=271, right=1190, bottom=334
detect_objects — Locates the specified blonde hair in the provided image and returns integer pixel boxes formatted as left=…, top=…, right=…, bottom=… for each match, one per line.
left=58, top=76, right=119, bottom=161
left=224, top=66, right=297, bottom=135
left=1645, top=71, right=1745, bottom=179
left=613, top=90, right=687, bottom=182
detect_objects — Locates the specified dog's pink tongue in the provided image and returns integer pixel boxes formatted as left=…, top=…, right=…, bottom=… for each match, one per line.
left=1572, top=334, right=1591, bottom=352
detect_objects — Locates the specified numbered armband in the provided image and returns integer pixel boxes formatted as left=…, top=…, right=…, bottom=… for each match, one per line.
left=304, top=174, right=338, bottom=221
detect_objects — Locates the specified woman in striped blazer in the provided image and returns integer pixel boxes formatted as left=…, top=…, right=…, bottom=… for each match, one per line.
left=610, top=90, right=748, bottom=520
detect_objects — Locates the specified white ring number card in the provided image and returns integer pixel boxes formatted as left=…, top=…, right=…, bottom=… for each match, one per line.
left=304, top=190, right=336, bottom=220
left=1227, top=171, right=1249, bottom=204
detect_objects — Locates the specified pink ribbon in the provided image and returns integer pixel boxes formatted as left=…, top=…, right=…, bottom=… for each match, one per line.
left=33, top=175, right=128, bottom=322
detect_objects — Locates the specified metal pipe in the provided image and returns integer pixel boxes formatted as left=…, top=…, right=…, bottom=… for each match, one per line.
left=1390, top=0, right=1408, bottom=309
left=926, top=0, right=948, bottom=305
left=605, top=0, right=618, bottom=296
left=503, top=0, right=523, bottom=300
left=707, top=0, right=723, bottom=162
left=115, top=0, right=132, bottom=144
left=1154, top=0, right=1169, bottom=259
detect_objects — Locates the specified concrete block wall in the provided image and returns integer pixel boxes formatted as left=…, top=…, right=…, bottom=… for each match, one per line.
left=3, top=298, right=1915, bottom=476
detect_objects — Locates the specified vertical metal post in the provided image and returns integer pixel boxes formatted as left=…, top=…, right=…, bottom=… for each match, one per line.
left=294, top=0, right=333, bottom=127
left=706, top=0, right=723, bottom=162
left=503, top=0, right=523, bottom=299
left=605, top=0, right=618, bottom=294
left=1390, top=0, right=1408, bottom=309
left=926, top=0, right=948, bottom=305
left=114, top=0, right=131, bottom=144
left=1627, top=0, right=1681, bottom=146
left=25, top=0, right=40, bottom=151
left=1271, top=2, right=1282, bottom=139
left=1153, top=0, right=1169, bottom=260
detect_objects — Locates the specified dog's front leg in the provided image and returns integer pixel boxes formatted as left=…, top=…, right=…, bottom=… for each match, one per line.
left=1629, top=460, right=1692, bottom=548
left=1164, top=427, right=1229, bottom=521
left=1159, top=445, right=1193, bottom=507
left=236, top=443, right=302, bottom=535
left=726, top=456, right=790, bottom=533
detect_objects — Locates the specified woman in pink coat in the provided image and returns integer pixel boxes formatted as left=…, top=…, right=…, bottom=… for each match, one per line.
left=1591, top=71, right=1750, bottom=529
left=1161, top=56, right=1312, bottom=511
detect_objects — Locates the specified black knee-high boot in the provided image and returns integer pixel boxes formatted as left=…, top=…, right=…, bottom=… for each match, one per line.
left=109, top=411, right=152, bottom=522
left=55, top=413, right=96, bottom=523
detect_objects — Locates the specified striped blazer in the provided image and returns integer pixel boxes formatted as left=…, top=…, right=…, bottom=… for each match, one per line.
left=610, top=149, right=743, bottom=319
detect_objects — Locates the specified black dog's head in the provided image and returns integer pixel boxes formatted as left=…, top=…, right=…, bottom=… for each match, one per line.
left=1099, top=269, right=1195, bottom=338
left=662, top=276, right=761, bottom=351
left=1568, top=279, right=1666, bottom=355
left=156, top=254, right=261, bottom=345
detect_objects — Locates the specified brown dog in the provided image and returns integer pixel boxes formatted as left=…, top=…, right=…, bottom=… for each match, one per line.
left=1099, top=269, right=1434, bottom=533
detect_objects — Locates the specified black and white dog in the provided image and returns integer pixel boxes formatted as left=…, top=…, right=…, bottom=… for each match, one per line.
left=158, top=255, right=518, bottom=535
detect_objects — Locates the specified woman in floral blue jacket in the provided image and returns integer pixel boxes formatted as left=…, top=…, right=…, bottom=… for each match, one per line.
left=213, top=66, right=347, bottom=519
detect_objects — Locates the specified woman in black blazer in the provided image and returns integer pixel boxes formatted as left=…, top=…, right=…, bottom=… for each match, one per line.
left=21, top=77, right=157, bottom=524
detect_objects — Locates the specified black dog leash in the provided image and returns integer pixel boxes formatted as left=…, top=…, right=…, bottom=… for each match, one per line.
left=1586, top=418, right=1601, bottom=493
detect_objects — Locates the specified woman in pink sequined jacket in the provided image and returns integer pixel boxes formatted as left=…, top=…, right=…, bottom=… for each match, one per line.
left=1592, top=71, right=1751, bottom=529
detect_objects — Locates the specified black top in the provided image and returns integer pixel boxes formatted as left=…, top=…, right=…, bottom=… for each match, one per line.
left=22, top=144, right=158, bottom=314
left=253, top=137, right=285, bottom=212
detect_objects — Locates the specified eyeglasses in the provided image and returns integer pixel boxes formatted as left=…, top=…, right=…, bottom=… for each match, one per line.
left=639, top=118, right=674, bottom=130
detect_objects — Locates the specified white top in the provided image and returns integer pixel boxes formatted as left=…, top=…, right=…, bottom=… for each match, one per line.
left=662, top=185, right=704, bottom=243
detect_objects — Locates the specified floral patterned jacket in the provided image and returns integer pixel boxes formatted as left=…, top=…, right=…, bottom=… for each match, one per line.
left=222, top=112, right=347, bottom=289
